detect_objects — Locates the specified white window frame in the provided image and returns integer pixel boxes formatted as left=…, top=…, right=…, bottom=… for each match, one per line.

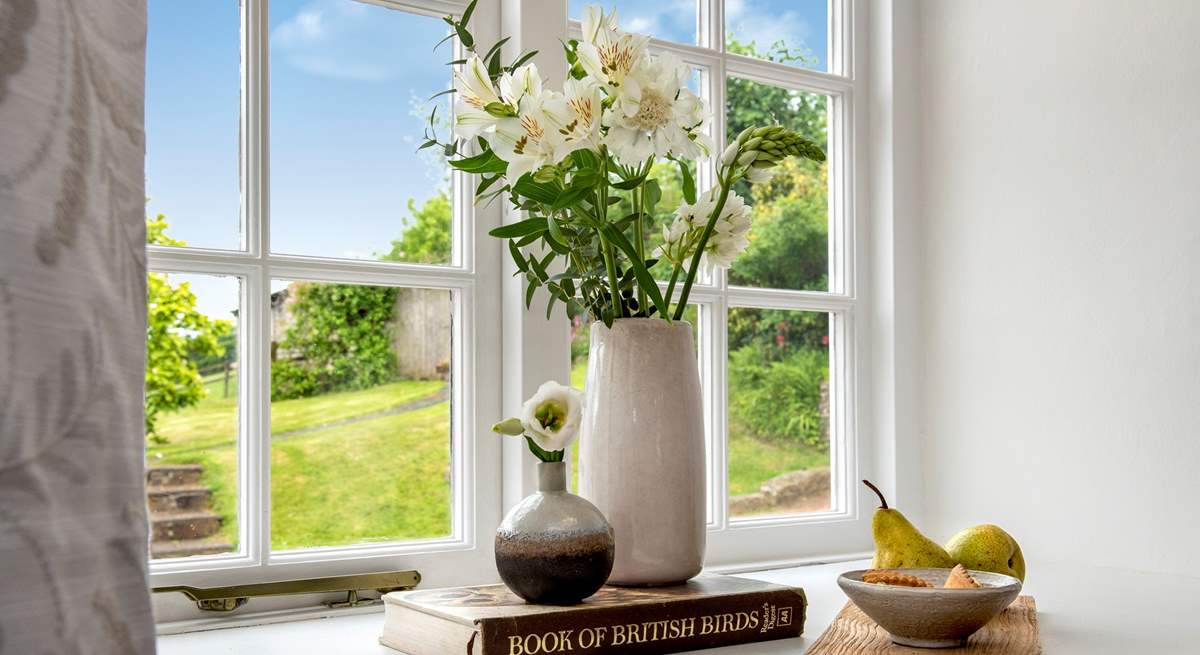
left=149, top=0, right=505, bottom=625
left=561, top=0, right=875, bottom=567
left=150, top=0, right=891, bottom=628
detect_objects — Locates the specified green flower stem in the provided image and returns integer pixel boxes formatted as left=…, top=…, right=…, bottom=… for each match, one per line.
left=664, top=263, right=682, bottom=315
left=674, top=175, right=735, bottom=320
left=598, top=150, right=623, bottom=318
left=633, top=183, right=647, bottom=314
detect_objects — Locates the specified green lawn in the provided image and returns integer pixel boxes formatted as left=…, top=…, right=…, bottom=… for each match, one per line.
left=150, top=363, right=824, bottom=555
left=147, top=377, right=447, bottom=551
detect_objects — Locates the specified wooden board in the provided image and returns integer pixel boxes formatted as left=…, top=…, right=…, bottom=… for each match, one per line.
left=806, top=596, right=1040, bottom=654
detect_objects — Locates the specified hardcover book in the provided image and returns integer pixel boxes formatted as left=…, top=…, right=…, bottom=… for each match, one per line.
left=379, top=574, right=805, bottom=655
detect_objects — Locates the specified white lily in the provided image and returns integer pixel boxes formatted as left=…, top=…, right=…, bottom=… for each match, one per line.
left=452, top=55, right=505, bottom=139
left=576, top=5, right=649, bottom=90
left=602, top=52, right=712, bottom=165
left=520, top=381, right=584, bottom=452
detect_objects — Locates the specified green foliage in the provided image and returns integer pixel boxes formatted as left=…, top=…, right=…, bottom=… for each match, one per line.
left=144, top=214, right=232, bottom=441
left=728, top=345, right=828, bottom=448
left=270, top=282, right=399, bottom=401
left=382, top=191, right=452, bottom=264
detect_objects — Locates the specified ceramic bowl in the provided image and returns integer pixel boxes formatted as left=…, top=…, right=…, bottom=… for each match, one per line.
left=837, top=568, right=1022, bottom=648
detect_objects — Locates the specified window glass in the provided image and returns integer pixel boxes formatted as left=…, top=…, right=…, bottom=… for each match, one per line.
left=145, top=272, right=240, bottom=559
left=725, top=78, right=829, bottom=291
left=570, top=0, right=699, bottom=45
left=146, top=1, right=241, bottom=250
left=269, top=1, right=454, bottom=264
left=725, top=0, right=829, bottom=71
left=727, top=307, right=831, bottom=518
left=269, top=280, right=453, bottom=549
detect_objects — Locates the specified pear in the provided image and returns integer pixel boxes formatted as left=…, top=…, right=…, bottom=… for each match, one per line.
left=863, top=480, right=956, bottom=569
left=945, top=524, right=1026, bottom=581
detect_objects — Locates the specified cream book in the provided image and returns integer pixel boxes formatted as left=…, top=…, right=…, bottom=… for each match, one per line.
left=379, top=574, right=805, bottom=655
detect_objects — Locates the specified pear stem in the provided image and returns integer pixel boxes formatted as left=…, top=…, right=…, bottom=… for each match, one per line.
left=862, top=479, right=888, bottom=509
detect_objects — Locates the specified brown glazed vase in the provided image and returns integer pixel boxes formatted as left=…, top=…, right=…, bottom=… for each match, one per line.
left=495, top=462, right=614, bottom=604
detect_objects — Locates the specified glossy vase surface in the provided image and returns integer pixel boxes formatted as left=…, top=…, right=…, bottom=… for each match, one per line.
left=495, top=461, right=614, bottom=604
left=580, top=318, right=706, bottom=585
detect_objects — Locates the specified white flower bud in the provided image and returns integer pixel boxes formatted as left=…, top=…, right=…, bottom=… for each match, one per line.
left=720, top=142, right=740, bottom=166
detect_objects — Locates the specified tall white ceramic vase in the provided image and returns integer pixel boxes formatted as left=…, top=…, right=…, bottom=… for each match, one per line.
left=579, top=318, right=705, bottom=586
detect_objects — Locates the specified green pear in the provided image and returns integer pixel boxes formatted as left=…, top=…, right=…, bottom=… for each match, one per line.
left=945, top=524, right=1026, bottom=581
left=863, top=480, right=956, bottom=569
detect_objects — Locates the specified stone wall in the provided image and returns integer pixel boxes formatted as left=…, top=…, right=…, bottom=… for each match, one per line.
left=728, top=467, right=830, bottom=516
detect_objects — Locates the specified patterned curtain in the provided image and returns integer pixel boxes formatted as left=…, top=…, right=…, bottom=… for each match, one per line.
left=0, top=0, right=155, bottom=652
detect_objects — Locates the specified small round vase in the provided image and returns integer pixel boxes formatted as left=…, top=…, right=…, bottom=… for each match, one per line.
left=495, top=461, right=614, bottom=604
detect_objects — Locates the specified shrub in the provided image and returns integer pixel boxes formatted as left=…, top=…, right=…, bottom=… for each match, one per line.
left=728, top=345, right=828, bottom=448
left=270, top=282, right=399, bottom=401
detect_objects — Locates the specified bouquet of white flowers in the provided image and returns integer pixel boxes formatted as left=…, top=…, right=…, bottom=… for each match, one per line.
left=422, top=2, right=825, bottom=326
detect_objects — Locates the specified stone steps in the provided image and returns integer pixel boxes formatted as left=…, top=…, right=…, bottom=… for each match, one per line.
left=147, top=485, right=213, bottom=513
left=151, top=510, right=223, bottom=541
left=151, top=538, right=235, bottom=559
left=146, top=464, right=233, bottom=557
left=146, top=464, right=204, bottom=487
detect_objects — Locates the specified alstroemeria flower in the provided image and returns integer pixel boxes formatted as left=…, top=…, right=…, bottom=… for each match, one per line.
left=485, top=81, right=601, bottom=180
left=602, top=52, right=712, bottom=165
left=576, top=5, right=649, bottom=90
left=520, top=381, right=583, bottom=452
left=452, top=55, right=505, bottom=139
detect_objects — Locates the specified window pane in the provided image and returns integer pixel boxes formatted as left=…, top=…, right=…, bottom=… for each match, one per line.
left=725, top=0, right=828, bottom=72
left=146, top=273, right=240, bottom=559
left=727, top=308, right=831, bottom=519
left=569, top=306, right=701, bottom=493
left=570, top=0, right=698, bottom=45
left=724, top=78, right=829, bottom=291
left=269, top=1, right=454, bottom=264
left=269, top=281, right=453, bottom=550
left=146, top=1, right=241, bottom=250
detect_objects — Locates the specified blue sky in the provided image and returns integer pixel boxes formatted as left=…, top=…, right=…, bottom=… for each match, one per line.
left=147, top=1, right=828, bottom=318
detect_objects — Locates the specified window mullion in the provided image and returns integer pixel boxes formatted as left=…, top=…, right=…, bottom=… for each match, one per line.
left=244, top=0, right=271, bottom=569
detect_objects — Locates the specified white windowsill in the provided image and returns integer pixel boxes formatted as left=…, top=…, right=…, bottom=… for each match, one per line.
left=156, top=558, right=1200, bottom=654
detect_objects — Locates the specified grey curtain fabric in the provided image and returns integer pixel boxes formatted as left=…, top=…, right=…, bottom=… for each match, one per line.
left=0, top=0, right=155, bottom=652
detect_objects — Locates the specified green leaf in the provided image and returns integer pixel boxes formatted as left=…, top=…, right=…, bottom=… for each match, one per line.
left=600, top=225, right=670, bottom=320
left=482, top=37, right=511, bottom=64
left=611, top=170, right=649, bottom=190
left=512, top=175, right=559, bottom=204
left=428, top=88, right=456, bottom=101
left=489, top=217, right=547, bottom=239
left=515, top=232, right=542, bottom=247
left=551, top=186, right=592, bottom=211
left=460, top=0, right=478, bottom=28
left=454, top=23, right=474, bottom=50
left=525, top=277, right=537, bottom=308
left=676, top=158, right=697, bottom=204
left=484, top=102, right=518, bottom=118
left=451, top=150, right=508, bottom=174
left=507, top=240, right=528, bottom=272
left=545, top=293, right=558, bottom=320
left=643, top=179, right=662, bottom=215
left=508, top=50, right=537, bottom=70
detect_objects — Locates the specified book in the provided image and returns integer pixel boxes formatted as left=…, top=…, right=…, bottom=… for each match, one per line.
left=379, top=574, right=805, bottom=655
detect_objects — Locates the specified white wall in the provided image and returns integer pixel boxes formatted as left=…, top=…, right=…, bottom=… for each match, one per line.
left=913, top=0, right=1200, bottom=573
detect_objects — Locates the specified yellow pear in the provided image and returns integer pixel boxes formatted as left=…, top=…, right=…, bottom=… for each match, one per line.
left=863, top=480, right=956, bottom=569
left=945, top=524, right=1026, bottom=581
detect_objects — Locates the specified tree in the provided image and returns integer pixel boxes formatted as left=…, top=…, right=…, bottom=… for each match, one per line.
left=382, top=192, right=453, bottom=264
left=145, top=214, right=232, bottom=441
left=724, top=38, right=830, bottom=355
